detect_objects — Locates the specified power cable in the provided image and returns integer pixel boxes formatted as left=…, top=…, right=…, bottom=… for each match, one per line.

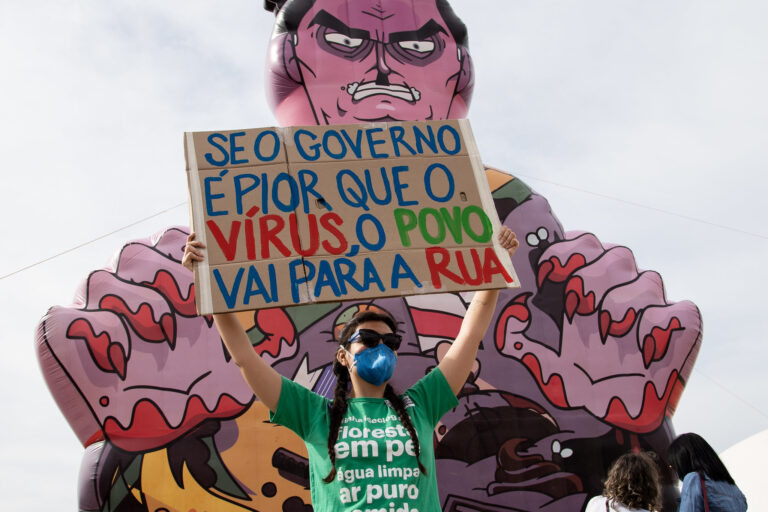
left=0, top=201, right=187, bottom=281
left=514, top=172, right=768, bottom=240
left=691, top=366, right=768, bottom=421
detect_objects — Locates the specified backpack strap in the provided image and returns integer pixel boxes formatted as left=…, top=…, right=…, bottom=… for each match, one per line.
left=699, top=473, right=710, bottom=512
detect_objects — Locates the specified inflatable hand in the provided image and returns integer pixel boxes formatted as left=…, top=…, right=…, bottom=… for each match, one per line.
left=35, top=227, right=255, bottom=452
left=495, top=231, right=702, bottom=433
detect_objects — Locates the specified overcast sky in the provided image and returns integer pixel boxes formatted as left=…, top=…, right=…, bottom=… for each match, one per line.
left=1, top=1, right=766, bottom=510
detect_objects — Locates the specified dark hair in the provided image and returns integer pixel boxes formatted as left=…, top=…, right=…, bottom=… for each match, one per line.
left=266, top=0, right=468, bottom=47
left=667, top=433, right=736, bottom=485
left=322, top=310, right=427, bottom=483
left=602, top=452, right=661, bottom=511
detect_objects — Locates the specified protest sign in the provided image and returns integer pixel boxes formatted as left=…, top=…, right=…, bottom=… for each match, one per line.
left=185, top=120, right=519, bottom=314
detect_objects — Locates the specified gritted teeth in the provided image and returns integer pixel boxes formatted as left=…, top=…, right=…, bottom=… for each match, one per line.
left=347, top=81, right=420, bottom=102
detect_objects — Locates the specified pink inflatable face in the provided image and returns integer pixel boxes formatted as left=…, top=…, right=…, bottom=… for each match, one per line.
left=267, top=0, right=473, bottom=125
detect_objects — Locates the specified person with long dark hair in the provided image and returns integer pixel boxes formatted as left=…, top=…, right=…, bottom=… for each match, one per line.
left=667, top=433, right=747, bottom=511
left=182, top=227, right=519, bottom=512
left=585, top=452, right=662, bottom=512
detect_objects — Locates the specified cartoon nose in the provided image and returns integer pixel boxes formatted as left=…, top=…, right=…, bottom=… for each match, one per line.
left=374, top=42, right=391, bottom=85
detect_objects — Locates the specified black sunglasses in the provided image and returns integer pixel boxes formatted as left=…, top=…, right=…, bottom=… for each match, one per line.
left=348, top=329, right=402, bottom=351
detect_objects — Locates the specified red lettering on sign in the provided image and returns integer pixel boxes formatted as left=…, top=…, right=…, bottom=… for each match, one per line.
left=206, top=220, right=241, bottom=261
left=259, top=215, right=291, bottom=258
left=455, top=249, right=483, bottom=286
left=320, top=213, right=348, bottom=255
left=290, top=213, right=320, bottom=257
left=482, top=247, right=513, bottom=283
left=425, top=247, right=464, bottom=288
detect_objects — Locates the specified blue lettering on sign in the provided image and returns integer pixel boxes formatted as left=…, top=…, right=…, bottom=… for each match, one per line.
left=437, top=125, right=461, bottom=155
left=424, top=163, right=455, bottom=203
left=334, top=259, right=361, bottom=294
left=234, top=173, right=260, bottom=215
left=253, top=130, right=281, bottom=162
left=204, top=133, right=229, bottom=166
left=389, top=126, right=417, bottom=157
left=392, top=165, right=418, bottom=207
left=360, top=258, right=386, bottom=292
left=294, top=129, right=321, bottom=161
left=290, top=259, right=312, bottom=303
left=322, top=130, right=347, bottom=160
left=272, top=173, right=300, bottom=212
left=391, top=254, right=422, bottom=289
left=365, top=128, right=390, bottom=158
left=413, top=124, right=437, bottom=154
left=213, top=267, right=244, bottom=309
left=365, top=168, right=392, bottom=206
left=230, top=131, right=248, bottom=165
left=356, top=214, right=386, bottom=251
left=243, top=265, right=277, bottom=305
left=314, top=260, right=342, bottom=297
left=297, top=169, right=329, bottom=213
left=340, top=129, right=364, bottom=158
left=337, top=169, right=369, bottom=211
left=204, top=169, right=229, bottom=216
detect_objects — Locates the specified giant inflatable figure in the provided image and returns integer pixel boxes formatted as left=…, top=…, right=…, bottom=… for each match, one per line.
left=36, top=1, right=702, bottom=511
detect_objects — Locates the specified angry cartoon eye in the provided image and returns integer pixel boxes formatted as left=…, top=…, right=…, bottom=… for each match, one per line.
left=397, top=40, right=435, bottom=54
left=324, top=32, right=364, bottom=49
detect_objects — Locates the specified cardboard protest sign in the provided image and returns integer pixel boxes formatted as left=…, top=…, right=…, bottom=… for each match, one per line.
left=185, top=120, right=519, bottom=315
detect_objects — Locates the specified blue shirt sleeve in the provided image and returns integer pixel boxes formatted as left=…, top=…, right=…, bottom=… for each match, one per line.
left=679, top=472, right=705, bottom=512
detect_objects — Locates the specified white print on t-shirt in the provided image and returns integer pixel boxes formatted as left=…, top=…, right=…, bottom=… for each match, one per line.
left=338, top=465, right=421, bottom=484
left=335, top=426, right=415, bottom=462
left=334, top=411, right=421, bottom=510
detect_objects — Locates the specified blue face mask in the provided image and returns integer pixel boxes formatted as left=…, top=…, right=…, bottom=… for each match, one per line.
left=346, top=343, right=397, bottom=386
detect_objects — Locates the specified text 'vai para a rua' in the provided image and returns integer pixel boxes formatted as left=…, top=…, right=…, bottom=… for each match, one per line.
left=185, top=120, right=518, bottom=314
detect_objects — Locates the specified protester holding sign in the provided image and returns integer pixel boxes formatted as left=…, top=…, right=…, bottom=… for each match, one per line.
left=182, top=227, right=518, bottom=512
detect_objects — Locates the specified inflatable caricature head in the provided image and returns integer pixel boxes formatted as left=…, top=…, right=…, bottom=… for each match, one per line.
left=264, top=0, right=474, bottom=125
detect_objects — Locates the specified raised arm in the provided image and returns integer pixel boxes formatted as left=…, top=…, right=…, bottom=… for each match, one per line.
left=437, top=227, right=519, bottom=395
left=183, top=233, right=283, bottom=412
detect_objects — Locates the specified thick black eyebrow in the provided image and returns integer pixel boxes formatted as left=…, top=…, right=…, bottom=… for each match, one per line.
left=309, top=10, right=370, bottom=39
left=389, top=19, right=446, bottom=43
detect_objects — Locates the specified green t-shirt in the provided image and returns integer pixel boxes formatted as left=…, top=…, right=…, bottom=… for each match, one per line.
left=270, top=368, right=458, bottom=512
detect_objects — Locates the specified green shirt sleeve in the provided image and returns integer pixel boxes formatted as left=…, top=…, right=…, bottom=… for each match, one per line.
left=269, top=376, right=330, bottom=442
left=405, top=367, right=458, bottom=428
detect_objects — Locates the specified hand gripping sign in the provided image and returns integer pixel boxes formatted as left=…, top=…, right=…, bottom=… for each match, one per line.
left=185, top=119, right=519, bottom=314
